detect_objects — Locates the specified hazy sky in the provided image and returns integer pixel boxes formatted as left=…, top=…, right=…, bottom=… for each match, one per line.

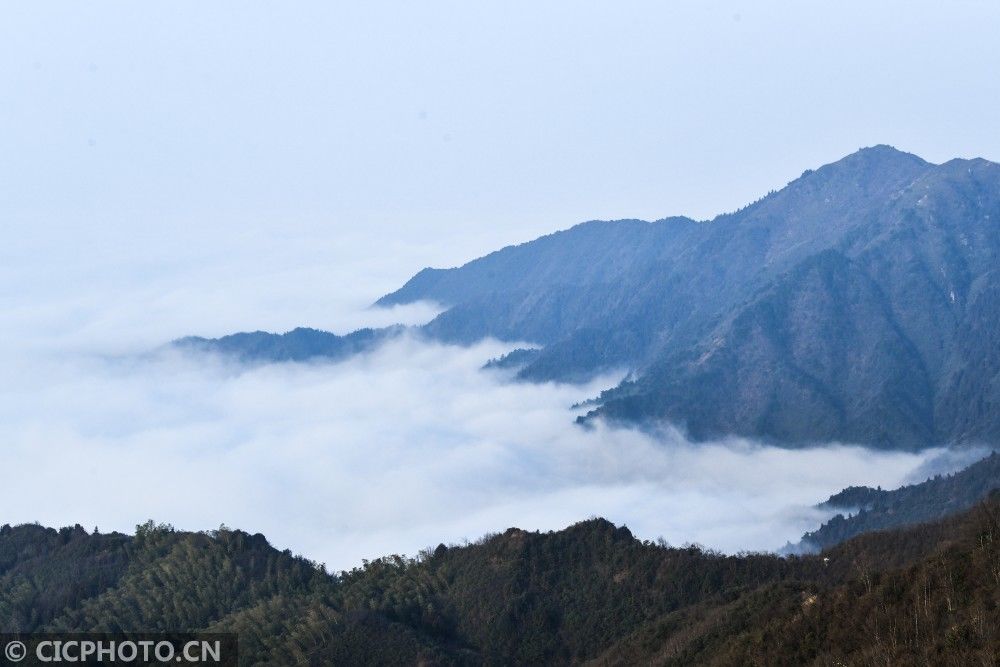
left=1, top=2, right=998, bottom=565
left=5, top=1, right=1000, bottom=344
left=4, top=2, right=1000, bottom=269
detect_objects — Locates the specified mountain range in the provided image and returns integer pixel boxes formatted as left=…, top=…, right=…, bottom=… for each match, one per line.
left=3, top=490, right=998, bottom=665
left=182, top=146, right=1000, bottom=450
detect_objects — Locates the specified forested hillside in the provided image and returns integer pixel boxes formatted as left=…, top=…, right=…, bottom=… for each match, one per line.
left=3, top=494, right=999, bottom=665
left=790, top=451, right=1000, bottom=552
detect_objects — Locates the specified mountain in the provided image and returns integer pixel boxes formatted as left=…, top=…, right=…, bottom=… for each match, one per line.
left=176, top=146, right=1000, bottom=450
left=377, top=146, right=1000, bottom=449
left=789, top=450, right=1000, bottom=552
left=3, top=495, right=999, bottom=665
left=172, top=326, right=401, bottom=364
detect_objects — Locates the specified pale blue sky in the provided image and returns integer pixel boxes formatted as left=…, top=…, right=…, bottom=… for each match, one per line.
left=2, top=1, right=1000, bottom=338
left=4, top=3, right=999, bottom=233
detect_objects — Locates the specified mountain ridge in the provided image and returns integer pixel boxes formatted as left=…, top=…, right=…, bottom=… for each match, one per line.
left=787, top=450, right=1000, bottom=553
left=3, top=490, right=999, bottom=664
left=379, top=145, right=1000, bottom=449
left=172, top=326, right=403, bottom=364
left=177, top=146, right=1000, bottom=450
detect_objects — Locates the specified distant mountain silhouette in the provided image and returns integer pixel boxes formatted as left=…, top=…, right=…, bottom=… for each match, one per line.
left=184, top=146, right=1000, bottom=449
left=173, top=326, right=402, bottom=364
left=378, top=146, right=1000, bottom=449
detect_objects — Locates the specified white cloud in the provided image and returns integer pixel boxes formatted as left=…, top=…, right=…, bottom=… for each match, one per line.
left=0, top=195, right=954, bottom=571
left=0, top=333, right=939, bottom=570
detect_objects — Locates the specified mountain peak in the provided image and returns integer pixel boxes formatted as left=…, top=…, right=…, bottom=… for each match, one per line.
left=777, top=145, right=932, bottom=201
left=825, top=144, right=928, bottom=173
left=855, top=143, right=910, bottom=156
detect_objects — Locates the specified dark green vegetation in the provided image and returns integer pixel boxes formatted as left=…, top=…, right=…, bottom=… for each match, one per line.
left=4, top=494, right=999, bottom=666
left=791, top=451, right=1000, bottom=553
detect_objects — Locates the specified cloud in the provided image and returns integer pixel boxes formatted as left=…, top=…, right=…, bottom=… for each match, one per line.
left=0, top=332, right=940, bottom=570
left=0, top=203, right=948, bottom=571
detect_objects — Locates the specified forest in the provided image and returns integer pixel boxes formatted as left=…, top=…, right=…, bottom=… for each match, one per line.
left=2, top=493, right=998, bottom=665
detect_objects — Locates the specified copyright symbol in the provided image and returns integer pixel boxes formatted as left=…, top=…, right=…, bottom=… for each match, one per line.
left=4, top=640, right=26, bottom=662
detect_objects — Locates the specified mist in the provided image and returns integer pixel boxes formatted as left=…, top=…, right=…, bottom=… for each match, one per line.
left=1, top=324, right=943, bottom=569
left=0, top=186, right=955, bottom=571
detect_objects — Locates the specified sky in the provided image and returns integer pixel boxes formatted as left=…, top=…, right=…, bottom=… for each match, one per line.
left=4, top=3, right=1000, bottom=280
left=4, top=1, right=1000, bottom=344
left=1, top=2, right=999, bottom=567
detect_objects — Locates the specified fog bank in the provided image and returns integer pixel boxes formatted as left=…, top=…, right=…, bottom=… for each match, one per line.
left=0, top=333, right=941, bottom=569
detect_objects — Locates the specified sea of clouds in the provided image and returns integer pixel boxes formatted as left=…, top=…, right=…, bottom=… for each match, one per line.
left=0, top=218, right=980, bottom=569
left=1, top=332, right=953, bottom=569
left=1, top=218, right=976, bottom=570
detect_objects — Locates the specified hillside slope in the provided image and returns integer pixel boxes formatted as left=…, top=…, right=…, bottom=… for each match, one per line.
left=3, top=495, right=999, bottom=665
left=791, top=451, right=1000, bottom=552
left=379, top=146, right=1000, bottom=448
left=176, top=147, right=1000, bottom=449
